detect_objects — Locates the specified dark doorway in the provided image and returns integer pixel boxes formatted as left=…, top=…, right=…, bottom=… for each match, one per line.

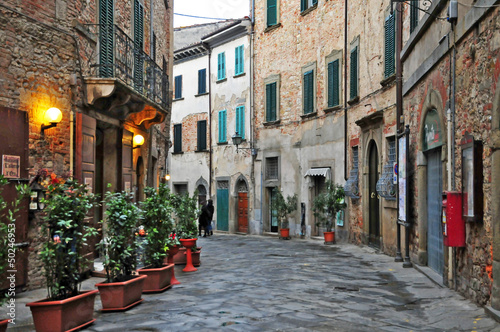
left=270, top=188, right=278, bottom=232
left=368, top=141, right=380, bottom=247
left=427, top=148, right=444, bottom=275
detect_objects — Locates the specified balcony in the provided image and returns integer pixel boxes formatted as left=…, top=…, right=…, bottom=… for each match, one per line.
left=76, top=24, right=169, bottom=128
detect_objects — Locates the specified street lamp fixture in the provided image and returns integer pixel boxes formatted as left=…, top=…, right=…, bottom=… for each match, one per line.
left=231, top=132, right=257, bottom=155
left=133, top=134, right=145, bottom=149
left=41, top=107, right=63, bottom=135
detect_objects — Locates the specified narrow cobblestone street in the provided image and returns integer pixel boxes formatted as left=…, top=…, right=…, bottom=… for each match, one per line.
left=11, top=234, right=500, bottom=331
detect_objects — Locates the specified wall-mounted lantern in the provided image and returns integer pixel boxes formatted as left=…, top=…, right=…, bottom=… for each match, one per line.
left=29, top=181, right=46, bottom=211
left=231, top=132, right=257, bottom=155
left=41, top=107, right=63, bottom=135
left=133, top=134, right=145, bottom=149
left=165, top=174, right=171, bottom=181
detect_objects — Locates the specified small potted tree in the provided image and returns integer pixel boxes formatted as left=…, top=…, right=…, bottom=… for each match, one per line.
left=312, top=181, right=346, bottom=244
left=0, top=175, right=30, bottom=332
left=270, top=187, right=298, bottom=240
left=95, top=189, right=146, bottom=311
left=173, top=192, right=200, bottom=272
left=137, top=184, right=175, bottom=292
left=26, top=175, right=99, bottom=332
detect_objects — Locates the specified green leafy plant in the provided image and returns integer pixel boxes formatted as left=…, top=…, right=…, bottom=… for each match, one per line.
left=270, top=188, right=298, bottom=229
left=0, top=175, right=30, bottom=303
left=99, top=189, right=140, bottom=283
left=140, top=184, right=174, bottom=268
left=172, top=191, right=199, bottom=239
left=39, top=176, right=97, bottom=300
left=312, top=181, right=346, bottom=232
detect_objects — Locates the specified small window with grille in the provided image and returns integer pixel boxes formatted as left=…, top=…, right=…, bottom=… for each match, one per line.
left=344, top=147, right=360, bottom=198
left=266, top=157, right=279, bottom=180
left=376, top=137, right=397, bottom=200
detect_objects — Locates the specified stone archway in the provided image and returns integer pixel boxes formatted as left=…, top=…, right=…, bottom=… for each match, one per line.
left=490, top=78, right=500, bottom=309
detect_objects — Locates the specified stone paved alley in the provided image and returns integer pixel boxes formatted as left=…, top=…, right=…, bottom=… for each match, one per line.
left=9, top=234, right=500, bottom=331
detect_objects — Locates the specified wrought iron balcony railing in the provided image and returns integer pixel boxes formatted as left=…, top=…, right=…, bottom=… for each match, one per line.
left=78, top=24, right=169, bottom=109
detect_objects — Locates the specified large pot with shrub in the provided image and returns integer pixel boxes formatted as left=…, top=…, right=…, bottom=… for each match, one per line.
left=137, top=184, right=175, bottom=292
left=312, top=181, right=346, bottom=244
left=26, top=175, right=99, bottom=332
left=95, top=189, right=146, bottom=311
left=270, top=187, right=298, bottom=239
left=173, top=192, right=200, bottom=272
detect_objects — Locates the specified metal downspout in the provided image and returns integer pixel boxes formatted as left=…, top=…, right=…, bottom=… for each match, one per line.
left=344, top=0, right=348, bottom=182
left=206, top=44, right=213, bottom=197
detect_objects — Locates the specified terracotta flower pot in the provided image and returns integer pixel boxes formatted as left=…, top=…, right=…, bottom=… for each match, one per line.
left=173, top=247, right=202, bottom=266
left=26, top=290, right=98, bottom=332
left=324, top=231, right=335, bottom=244
left=0, top=319, right=8, bottom=332
left=179, top=238, right=198, bottom=272
left=280, top=228, right=290, bottom=239
left=95, top=274, right=147, bottom=312
left=165, top=245, right=180, bottom=265
left=137, top=264, right=174, bottom=293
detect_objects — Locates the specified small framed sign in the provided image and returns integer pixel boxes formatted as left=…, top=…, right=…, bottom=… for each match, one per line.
left=460, top=132, right=483, bottom=222
left=2, top=155, right=21, bottom=179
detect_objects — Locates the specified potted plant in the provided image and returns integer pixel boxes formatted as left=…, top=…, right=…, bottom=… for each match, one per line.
left=95, top=189, right=147, bottom=311
left=172, top=192, right=200, bottom=272
left=270, top=187, right=298, bottom=239
left=137, top=184, right=175, bottom=292
left=0, top=175, right=30, bottom=331
left=26, top=174, right=99, bottom=332
left=312, top=181, right=346, bottom=244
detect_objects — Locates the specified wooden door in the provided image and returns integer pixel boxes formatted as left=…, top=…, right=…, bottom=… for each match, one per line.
left=0, top=107, right=29, bottom=289
left=368, top=141, right=380, bottom=247
left=216, top=181, right=229, bottom=231
left=76, top=113, right=97, bottom=267
left=237, top=192, right=248, bottom=233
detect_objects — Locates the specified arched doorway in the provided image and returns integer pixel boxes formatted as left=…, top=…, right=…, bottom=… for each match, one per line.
left=368, top=140, right=380, bottom=247
left=236, top=178, right=249, bottom=233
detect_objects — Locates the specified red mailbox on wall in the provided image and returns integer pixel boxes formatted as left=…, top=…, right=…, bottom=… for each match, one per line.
left=442, top=191, right=465, bottom=247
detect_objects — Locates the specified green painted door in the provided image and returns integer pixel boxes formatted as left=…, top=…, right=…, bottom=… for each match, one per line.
left=217, top=183, right=229, bottom=231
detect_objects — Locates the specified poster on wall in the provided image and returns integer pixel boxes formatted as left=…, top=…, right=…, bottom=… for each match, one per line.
left=2, top=155, right=20, bottom=179
left=398, top=135, right=407, bottom=222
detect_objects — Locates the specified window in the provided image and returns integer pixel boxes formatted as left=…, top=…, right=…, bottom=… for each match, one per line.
left=266, top=157, right=279, bottom=180
left=384, top=13, right=396, bottom=78
left=266, top=82, right=277, bottom=122
left=410, top=0, right=419, bottom=33
left=133, top=0, right=144, bottom=90
left=217, top=52, right=226, bottom=80
left=198, top=69, right=206, bottom=94
left=267, top=0, right=277, bottom=27
left=303, top=70, right=314, bottom=114
left=197, top=120, right=207, bottom=151
left=350, top=46, right=358, bottom=100
left=99, top=0, right=114, bottom=78
left=301, top=0, right=318, bottom=12
left=174, top=75, right=182, bottom=99
left=376, top=138, right=396, bottom=200
left=344, top=147, right=360, bottom=198
left=235, top=106, right=245, bottom=139
left=327, top=59, right=340, bottom=107
left=235, top=45, right=244, bottom=76
left=173, top=124, right=182, bottom=153
left=218, top=110, right=227, bottom=143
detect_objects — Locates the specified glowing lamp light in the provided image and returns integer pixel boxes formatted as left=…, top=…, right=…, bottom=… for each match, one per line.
left=41, top=107, right=63, bottom=136
left=165, top=174, right=171, bottom=181
left=133, top=134, right=145, bottom=148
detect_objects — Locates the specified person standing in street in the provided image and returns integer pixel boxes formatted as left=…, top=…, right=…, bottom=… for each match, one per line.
left=198, top=199, right=214, bottom=237
left=204, top=199, right=214, bottom=236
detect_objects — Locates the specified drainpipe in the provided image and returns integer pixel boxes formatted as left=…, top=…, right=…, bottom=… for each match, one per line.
left=449, top=20, right=457, bottom=289
left=343, top=0, right=348, bottom=182
left=150, top=0, right=154, bottom=56
left=250, top=14, right=256, bottom=235
left=205, top=43, right=213, bottom=197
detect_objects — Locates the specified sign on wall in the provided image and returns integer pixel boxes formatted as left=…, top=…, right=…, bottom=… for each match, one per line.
left=2, top=155, right=20, bottom=179
left=398, top=134, right=407, bottom=222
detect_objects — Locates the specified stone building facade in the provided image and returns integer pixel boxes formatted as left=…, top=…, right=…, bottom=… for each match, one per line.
left=253, top=0, right=346, bottom=238
left=401, top=0, right=500, bottom=308
left=0, top=0, right=172, bottom=290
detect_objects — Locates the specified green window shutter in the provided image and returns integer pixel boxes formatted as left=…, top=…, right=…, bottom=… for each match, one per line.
left=235, top=45, right=244, bottom=75
left=197, top=120, right=207, bottom=151
left=174, top=124, right=182, bottom=153
left=384, top=14, right=395, bottom=78
left=222, top=53, right=226, bottom=79
left=328, top=60, right=340, bottom=107
left=198, top=69, right=206, bottom=94
left=301, top=0, right=307, bottom=12
left=134, top=0, right=144, bottom=90
left=312, top=0, right=318, bottom=5
left=174, top=75, right=182, bottom=99
left=410, top=0, right=419, bottom=33
left=219, top=110, right=227, bottom=143
left=217, top=54, right=221, bottom=80
left=350, top=47, right=358, bottom=100
left=236, top=106, right=245, bottom=139
left=218, top=53, right=225, bottom=80
left=303, top=70, right=313, bottom=114
left=99, top=0, right=114, bottom=78
left=267, top=0, right=277, bottom=26
left=266, top=83, right=277, bottom=122
left=223, top=110, right=227, bottom=142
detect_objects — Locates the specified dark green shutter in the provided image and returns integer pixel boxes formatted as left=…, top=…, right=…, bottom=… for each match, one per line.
left=175, top=75, right=182, bottom=99
left=350, top=47, right=358, bottom=100
left=198, top=69, right=206, bottom=94
left=134, top=0, right=144, bottom=91
left=99, top=0, right=114, bottom=78
left=410, top=0, right=419, bottom=33
left=301, top=0, right=307, bottom=12
left=174, top=124, right=182, bottom=153
left=236, top=106, right=245, bottom=139
left=312, top=0, right=318, bottom=5
left=218, top=53, right=225, bottom=80
left=328, top=60, right=340, bottom=107
left=304, top=70, right=313, bottom=114
left=197, top=120, right=207, bottom=151
left=384, top=14, right=395, bottom=78
left=267, top=0, right=277, bottom=26
left=266, top=83, right=277, bottom=122
left=219, top=110, right=227, bottom=143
